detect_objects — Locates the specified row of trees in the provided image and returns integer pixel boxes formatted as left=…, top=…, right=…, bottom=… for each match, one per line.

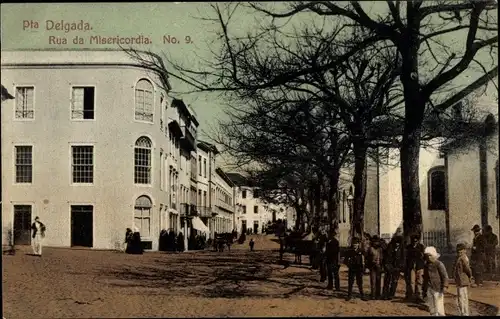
left=126, top=1, right=498, bottom=243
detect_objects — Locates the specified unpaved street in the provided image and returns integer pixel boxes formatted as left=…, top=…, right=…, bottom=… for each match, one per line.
left=2, top=236, right=498, bottom=318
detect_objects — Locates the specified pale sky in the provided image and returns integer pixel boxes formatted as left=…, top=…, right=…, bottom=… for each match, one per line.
left=2, top=2, right=497, bottom=168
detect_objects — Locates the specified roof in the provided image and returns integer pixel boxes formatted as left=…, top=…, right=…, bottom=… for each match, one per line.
left=197, top=140, right=219, bottom=155
left=225, top=172, right=252, bottom=187
left=215, top=168, right=235, bottom=188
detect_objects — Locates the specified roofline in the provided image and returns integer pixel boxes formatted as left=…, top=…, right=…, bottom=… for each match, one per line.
left=1, top=48, right=173, bottom=90
left=216, top=167, right=235, bottom=187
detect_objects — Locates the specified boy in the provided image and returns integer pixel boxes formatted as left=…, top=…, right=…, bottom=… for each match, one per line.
left=249, top=238, right=255, bottom=251
left=454, top=243, right=472, bottom=316
left=366, top=235, right=384, bottom=299
left=344, top=237, right=367, bottom=301
left=423, top=246, right=449, bottom=316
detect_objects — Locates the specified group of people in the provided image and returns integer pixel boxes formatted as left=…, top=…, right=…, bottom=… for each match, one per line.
left=158, top=229, right=185, bottom=252
left=311, top=223, right=498, bottom=316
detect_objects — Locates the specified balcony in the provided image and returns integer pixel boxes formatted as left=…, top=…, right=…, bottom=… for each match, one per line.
left=216, top=201, right=234, bottom=213
left=180, top=125, right=196, bottom=152
left=197, top=206, right=213, bottom=218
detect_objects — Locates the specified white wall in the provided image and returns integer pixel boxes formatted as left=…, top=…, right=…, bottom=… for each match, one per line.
left=1, top=50, right=171, bottom=250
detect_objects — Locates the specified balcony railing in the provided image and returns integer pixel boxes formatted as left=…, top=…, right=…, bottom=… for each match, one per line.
left=197, top=206, right=213, bottom=218
left=215, top=201, right=234, bottom=213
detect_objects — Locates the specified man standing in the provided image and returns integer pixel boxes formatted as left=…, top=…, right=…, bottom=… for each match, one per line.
left=405, top=234, right=426, bottom=302
left=344, top=237, right=367, bottom=301
left=382, top=235, right=405, bottom=300
left=325, top=230, right=341, bottom=291
left=470, top=224, right=486, bottom=287
left=31, top=216, right=46, bottom=256
left=366, top=235, right=384, bottom=299
left=483, top=225, right=498, bottom=273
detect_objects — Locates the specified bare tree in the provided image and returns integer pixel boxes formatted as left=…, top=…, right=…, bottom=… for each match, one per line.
left=243, top=1, right=498, bottom=241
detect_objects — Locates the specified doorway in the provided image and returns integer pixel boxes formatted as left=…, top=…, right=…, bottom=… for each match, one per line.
left=241, top=220, right=247, bottom=234
left=71, top=205, right=93, bottom=247
left=13, top=205, right=32, bottom=245
left=253, top=221, right=259, bottom=234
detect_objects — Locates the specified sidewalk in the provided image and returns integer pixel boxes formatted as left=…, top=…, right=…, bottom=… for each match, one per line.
left=446, top=280, right=500, bottom=316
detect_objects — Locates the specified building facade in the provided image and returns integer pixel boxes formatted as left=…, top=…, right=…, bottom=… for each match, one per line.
left=362, top=101, right=499, bottom=249
left=213, top=168, right=235, bottom=235
left=1, top=49, right=180, bottom=251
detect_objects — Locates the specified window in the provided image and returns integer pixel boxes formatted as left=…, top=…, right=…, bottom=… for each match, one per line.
left=134, top=195, right=152, bottom=237
left=198, top=189, right=202, bottom=206
left=242, top=190, right=247, bottom=199
left=203, top=158, right=207, bottom=178
left=71, top=87, right=95, bottom=119
left=242, top=205, right=246, bottom=214
left=15, top=87, right=34, bottom=119
left=198, top=155, right=202, bottom=175
left=254, top=189, right=259, bottom=198
left=135, top=79, right=154, bottom=122
left=72, top=146, right=93, bottom=183
left=428, top=166, right=446, bottom=210
left=203, top=191, right=207, bottom=207
left=134, top=137, right=152, bottom=184
left=254, top=205, right=258, bottom=214
left=342, top=190, right=346, bottom=223
left=160, top=94, right=165, bottom=131
left=15, top=146, right=32, bottom=183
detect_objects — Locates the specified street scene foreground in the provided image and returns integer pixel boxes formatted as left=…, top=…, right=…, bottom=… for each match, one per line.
left=3, top=235, right=500, bottom=318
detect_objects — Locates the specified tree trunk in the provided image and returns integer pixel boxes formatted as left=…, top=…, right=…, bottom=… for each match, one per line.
left=400, top=11, right=425, bottom=245
left=351, top=143, right=368, bottom=240
left=327, top=169, right=341, bottom=234
left=315, top=173, right=323, bottom=226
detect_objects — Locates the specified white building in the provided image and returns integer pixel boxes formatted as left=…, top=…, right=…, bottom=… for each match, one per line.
left=196, top=140, right=219, bottom=237
left=212, top=168, right=235, bottom=235
left=1, top=49, right=182, bottom=251
left=227, top=172, right=296, bottom=234
left=360, top=101, right=498, bottom=249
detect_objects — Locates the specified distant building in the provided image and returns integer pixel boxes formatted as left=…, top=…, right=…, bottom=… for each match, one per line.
left=227, top=172, right=295, bottom=234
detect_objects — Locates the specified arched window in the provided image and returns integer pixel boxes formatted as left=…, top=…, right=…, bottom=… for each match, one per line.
left=428, top=166, right=446, bottom=210
left=135, top=137, right=152, bottom=184
left=135, top=79, right=154, bottom=122
left=134, top=195, right=152, bottom=237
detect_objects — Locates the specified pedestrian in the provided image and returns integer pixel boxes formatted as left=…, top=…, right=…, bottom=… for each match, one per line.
left=318, top=229, right=329, bottom=282
left=470, top=224, right=486, bottom=287
left=344, top=237, right=367, bottom=301
left=453, top=243, right=472, bottom=316
left=423, top=246, right=449, bottom=316
left=124, top=228, right=133, bottom=253
left=382, top=235, right=405, bottom=300
left=249, top=238, right=255, bottom=251
left=405, top=234, right=426, bottom=302
left=483, top=225, right=498, bottom=273
left=31, top=216, right=46, bottom=256
left=177, top=232, right=185, bottom=252
left=325, top=230, right=341, bottom=291
left=366, top=235, right=384, bottom=299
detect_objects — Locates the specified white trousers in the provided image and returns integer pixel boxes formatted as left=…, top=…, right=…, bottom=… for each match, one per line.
left=427, top=288, right=445, bottom=316
left=456, top=286, right=470, bottom=316
left=32, top=234, right=43, bottom=255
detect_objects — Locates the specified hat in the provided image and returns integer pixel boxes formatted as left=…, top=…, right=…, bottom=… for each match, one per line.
left=371, top=235, right=380, bottom=242
left=393, top=235, right=403, bottom=243
left=456, top=243, right=466, bottom=251
left=424, top=246, right=440, bottom=258
left=471, top=225, right=481, bottom=232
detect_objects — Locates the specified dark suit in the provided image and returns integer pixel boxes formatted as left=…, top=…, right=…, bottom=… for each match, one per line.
left=325, top=237, right=341, bottom=290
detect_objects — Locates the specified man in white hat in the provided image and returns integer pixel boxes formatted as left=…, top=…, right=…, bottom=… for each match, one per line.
left=423, top=246, right=449, bottom=316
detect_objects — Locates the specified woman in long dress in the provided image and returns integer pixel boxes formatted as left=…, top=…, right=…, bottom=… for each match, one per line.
left=31, top=216, right=46, bottom=256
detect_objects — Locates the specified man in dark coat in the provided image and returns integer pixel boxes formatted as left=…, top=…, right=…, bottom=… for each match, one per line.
left=344, top=237, right=367, bottom=301
left=324, top=231, right=341, bottom=291
left=405, top=234, right=426, bottom=302
left=366, top=235, right=384, bottom=299
left=471, top=225, right=486, bottom=286
left=382, top=235, right=405, bottom=300
left=483, top=225, right=498, bottom=273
